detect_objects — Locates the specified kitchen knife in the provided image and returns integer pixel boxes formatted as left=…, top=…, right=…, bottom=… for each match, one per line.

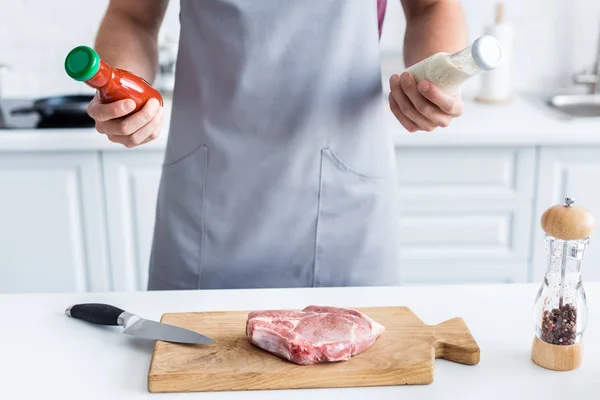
left=65, top=303, right=214, bottom=345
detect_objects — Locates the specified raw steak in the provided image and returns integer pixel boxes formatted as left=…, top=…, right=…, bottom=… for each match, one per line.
left=246, top=305, right=385, bottom=365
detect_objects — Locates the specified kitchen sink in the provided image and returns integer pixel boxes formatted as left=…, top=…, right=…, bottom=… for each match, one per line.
left=548, top=94, right=600, bottom=118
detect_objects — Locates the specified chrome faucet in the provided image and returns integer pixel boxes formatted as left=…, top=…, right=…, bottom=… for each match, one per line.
left=573, top=23, right=600, bottom=94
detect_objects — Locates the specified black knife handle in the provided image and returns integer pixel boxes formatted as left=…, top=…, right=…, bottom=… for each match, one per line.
left=66, top=303, right=125, bottom=326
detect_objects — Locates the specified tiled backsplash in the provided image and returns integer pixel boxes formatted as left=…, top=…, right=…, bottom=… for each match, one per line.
left=1, top=0, right=598, bottom=98
left=0, top=0, right=181, bottom=98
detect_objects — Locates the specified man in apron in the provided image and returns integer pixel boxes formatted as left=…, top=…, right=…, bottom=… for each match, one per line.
left=88, top=0, right=467, bottom=290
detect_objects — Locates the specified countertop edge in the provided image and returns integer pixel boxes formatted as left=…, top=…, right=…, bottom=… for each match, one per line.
left=1, top=95, right=600, bottom=151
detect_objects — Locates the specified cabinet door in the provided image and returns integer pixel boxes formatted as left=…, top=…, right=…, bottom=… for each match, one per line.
left=533, top=147, right=600, bottom=281
left=395, top=146, right=536, bottom=284
left=0, top=152, right=109, bottom=293
left=397, top=200, right=531, bottom=283
left=396, top=146, right=536, bottom=203
left=102, top=151, right=164, bottom=291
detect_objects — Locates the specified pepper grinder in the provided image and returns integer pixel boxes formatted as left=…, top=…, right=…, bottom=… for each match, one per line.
left=531, top=197, right=595, bottom=371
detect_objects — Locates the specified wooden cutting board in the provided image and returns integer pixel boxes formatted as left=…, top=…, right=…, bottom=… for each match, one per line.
left=148, top=306, right=480, bottom=393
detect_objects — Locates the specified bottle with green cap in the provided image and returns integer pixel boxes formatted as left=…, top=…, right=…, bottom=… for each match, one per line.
left=65, top=45, right=163, bottom=113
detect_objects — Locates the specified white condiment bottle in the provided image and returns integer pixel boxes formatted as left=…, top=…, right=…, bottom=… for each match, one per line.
left=406, top=35, right=503, bottom=96
left=475, top=2, right=515, bottom=104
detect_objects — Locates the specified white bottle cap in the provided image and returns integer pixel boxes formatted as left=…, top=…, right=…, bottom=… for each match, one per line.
left=471, top=35, right=503, bottom=70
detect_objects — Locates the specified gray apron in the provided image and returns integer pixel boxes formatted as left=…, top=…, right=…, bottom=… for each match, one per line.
left=148, top=0, right=400, bottom=290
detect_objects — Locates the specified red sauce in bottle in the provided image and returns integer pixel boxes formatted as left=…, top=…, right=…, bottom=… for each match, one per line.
left=65, top=46, right=163, bottom=113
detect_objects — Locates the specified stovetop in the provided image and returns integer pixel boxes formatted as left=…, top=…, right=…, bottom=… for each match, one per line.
left=0, top=98, right=94, bottom=130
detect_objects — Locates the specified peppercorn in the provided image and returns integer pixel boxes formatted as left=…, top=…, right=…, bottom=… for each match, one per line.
left=540, top=303, right=578, bottom=346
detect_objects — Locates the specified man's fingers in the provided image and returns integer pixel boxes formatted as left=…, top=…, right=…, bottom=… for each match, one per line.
left=400, top=73, right=452, bottom=128
left=140, top=132, right=160, bottom=145
left=95, top=101, right=162, bottom=137
left=417, top=80, right=464, bottom=117
left=95, top=121, right=106, bottom=134
left=88, top=98, right=136, bottom=122
left=105, top=134, right=133, bottom=148
left=117, top=98, right=161, bottom=135
left=390, top=73, right=435, bottom=131
left=388, top=92, right=418, bottom=133
left=105, top=107, right=164, bottom=148
left=129, top=107, right=164, bottom=146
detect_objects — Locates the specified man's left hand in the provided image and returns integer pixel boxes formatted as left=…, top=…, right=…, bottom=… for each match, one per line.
left=388, top=72, right=464, bottom=132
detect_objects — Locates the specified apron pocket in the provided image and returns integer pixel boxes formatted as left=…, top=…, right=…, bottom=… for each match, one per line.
left=148, top=143, right=209, bottom=290
left=314, top=148, right=400, bottom=287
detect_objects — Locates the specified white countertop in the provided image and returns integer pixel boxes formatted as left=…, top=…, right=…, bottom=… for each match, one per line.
left=1, top=91, right=599, bottom=152
left=0, top=90, right=600, bottom=152
left=2, top=283, right=599, bottom=399
left=390, top=94, right=600, bottom=147
left=0, top=99, right=173, bottom=152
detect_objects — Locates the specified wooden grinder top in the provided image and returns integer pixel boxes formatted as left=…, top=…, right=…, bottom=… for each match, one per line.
left=541, top=197, right=595, bottom=240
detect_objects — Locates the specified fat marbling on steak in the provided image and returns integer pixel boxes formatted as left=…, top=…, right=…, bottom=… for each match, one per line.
left=245, top=305, right=385, bottom=365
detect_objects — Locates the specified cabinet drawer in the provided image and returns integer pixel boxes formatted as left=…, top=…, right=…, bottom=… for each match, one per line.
left=397, top=200, right=533, bottom=283
left=400, top=261, right=528, bottom=284
left=395, top=147, right=535, bottom=202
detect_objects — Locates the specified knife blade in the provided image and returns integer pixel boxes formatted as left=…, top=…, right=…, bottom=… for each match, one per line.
left=65, top=303, right=214, bottom=345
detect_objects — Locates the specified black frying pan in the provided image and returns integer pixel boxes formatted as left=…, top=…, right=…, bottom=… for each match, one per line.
left=11, top=94, right=95, bottom=128
left=11, top=94, right=93, bottom=118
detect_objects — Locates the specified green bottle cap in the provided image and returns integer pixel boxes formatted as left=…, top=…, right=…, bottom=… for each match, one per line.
left=65, top=46, right=100, bottom=81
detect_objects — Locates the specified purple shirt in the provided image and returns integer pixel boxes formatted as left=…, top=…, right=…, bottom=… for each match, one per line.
left=378, top=0, right=387, bottom=38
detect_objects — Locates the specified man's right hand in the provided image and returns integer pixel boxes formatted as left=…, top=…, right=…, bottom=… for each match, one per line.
left=87, top=94, right=164, bottom=148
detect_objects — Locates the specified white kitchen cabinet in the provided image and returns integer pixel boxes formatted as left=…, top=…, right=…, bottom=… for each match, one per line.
left=0, top=152, right=109, bottom=293
left=102, top=151, right=164, bottom=291
left=3, top=142, right=585, bottom=293
left=395, top=147, right=536, bottom=283
left=533, top=147, right=600, bottom=282
left=395, top=147, right=536, bottom=203
left=397, top=202, right=532, bottom=283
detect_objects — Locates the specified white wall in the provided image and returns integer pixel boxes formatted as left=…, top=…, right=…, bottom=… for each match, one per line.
left=0, top=0, right=181, bottom=97
left=0, top=0, right=599, bottom=97
left=380, top=0, right=600, bottom=91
